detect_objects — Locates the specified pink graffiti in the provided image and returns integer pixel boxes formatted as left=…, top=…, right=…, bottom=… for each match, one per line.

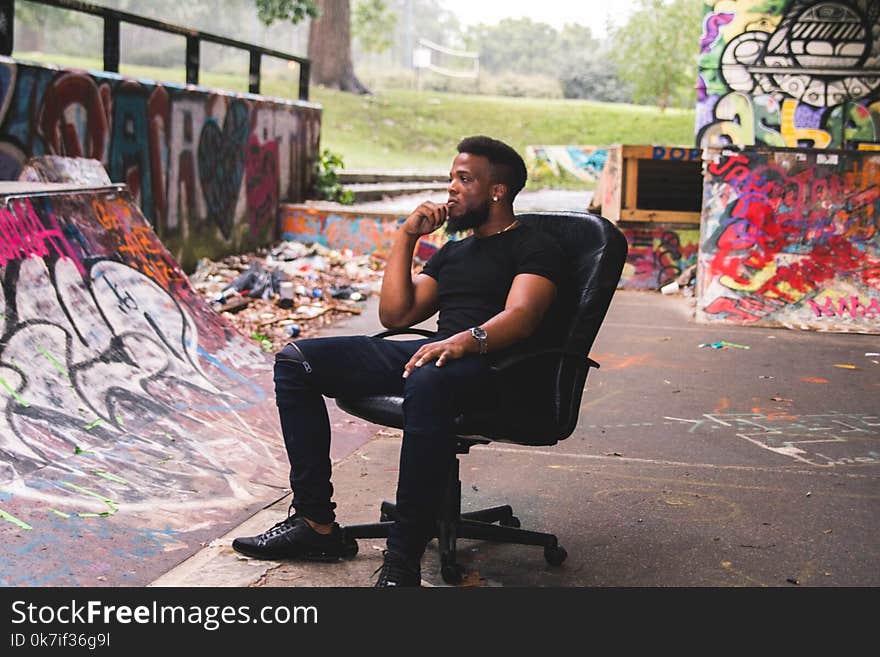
left=808, top=296, right=880, bottom=320
left=0, top=199, right=84, bottom=274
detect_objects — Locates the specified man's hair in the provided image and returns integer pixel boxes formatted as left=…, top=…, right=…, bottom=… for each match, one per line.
left=457, top=135, right=527, bottom=199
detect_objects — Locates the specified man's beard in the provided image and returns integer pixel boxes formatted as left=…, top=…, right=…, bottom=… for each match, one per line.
left=446, top=201, right=491, bottom=234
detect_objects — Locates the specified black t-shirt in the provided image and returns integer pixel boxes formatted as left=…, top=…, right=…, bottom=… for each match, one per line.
left=420, top=223, right=565, bottom=342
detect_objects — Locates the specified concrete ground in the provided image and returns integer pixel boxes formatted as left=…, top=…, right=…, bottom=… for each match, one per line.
left=151, top=289, right=879, bottom=588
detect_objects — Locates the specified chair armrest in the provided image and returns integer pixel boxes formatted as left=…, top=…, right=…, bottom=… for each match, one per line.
left=488, top=347, right=600, bottom=373
left=372, top=328, right=438, bottom=339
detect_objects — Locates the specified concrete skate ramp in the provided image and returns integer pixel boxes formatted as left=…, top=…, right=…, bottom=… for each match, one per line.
left=0, top=184, right=287, bottom=586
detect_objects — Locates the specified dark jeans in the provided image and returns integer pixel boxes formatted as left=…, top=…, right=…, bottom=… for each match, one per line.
left=273, top=335, right=497, bottom=560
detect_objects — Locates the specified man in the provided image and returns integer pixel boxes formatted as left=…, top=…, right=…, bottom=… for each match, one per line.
left=233, top=136, right=564, bottom=586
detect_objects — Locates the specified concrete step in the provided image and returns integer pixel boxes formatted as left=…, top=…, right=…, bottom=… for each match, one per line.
left=338, top=169, right=448, bottom=184
left=345, top=180, right=448, bottom=202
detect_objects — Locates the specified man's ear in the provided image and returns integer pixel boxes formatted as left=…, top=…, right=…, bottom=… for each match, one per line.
left=491, top=183, right=508, bottom=202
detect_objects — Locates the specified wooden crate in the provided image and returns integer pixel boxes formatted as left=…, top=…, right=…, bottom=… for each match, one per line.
left=594, top=145, right=703, bottom=224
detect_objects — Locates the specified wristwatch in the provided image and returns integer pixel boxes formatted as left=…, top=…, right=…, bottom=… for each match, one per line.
left=470, top=326, right=488, bottom=354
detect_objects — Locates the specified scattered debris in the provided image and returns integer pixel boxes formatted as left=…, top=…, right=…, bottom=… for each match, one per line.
left=865, top=352, right=880, bottom=357
left=833, top=364, right=859, bottom=370
left=191, top=240, right=386, bottom=351
left=459, top=570, right=486, bottom=587
left=786, top=577, right=800, bottom=585
left=806, top=491, right=812, bottom=497
left=658, top=265, right=696, bottom=296
left=770, top=396, right=792, bottom=402
left=759, top=375, right=774, bottom=379
left=699, top=341, right=750, bottom=350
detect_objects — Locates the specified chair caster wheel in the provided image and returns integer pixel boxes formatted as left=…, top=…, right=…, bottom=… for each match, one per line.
left=500, top=515, right=521, bottom=528
left=379, top=513, right=391, bottom=522
left=441, top=563, right=464, bottom=585
left=544, top=544, right=567, bottom=566
left=341, top=535, right=359, bottom=558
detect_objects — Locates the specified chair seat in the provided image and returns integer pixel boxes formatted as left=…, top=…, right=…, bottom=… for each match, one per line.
left=336, top=394, right=407, bottom=431
left=335, top=394, right=560, bottom=446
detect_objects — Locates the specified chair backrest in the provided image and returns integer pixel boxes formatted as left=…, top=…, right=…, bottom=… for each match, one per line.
left=456, top=211, right=627, bottom=446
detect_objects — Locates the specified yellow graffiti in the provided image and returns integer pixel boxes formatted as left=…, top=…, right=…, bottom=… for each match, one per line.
left=720, top=261, right=776, bottom=291
left=780, top=100, right=831, bottom=148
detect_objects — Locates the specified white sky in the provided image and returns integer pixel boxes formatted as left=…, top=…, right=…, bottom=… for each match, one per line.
left=437, top=0, right=639, bottom=36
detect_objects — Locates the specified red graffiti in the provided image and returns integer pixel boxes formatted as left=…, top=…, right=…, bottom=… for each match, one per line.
left=38, top=73, right=110, bottom=160
left=245, top=134, right=279, bottom=237
left=707, top=153, right=752, bottom=182
left=707, top=153, right=880, bottom=319
left=710, top=196, right=783, bottom=287
left=148, top=86, right=171, bottom=232
left=759, top=237, right=880, bottom=302
left=702, top=296, right=777, bottom=322
left=0, top=200, right=84, bottom=274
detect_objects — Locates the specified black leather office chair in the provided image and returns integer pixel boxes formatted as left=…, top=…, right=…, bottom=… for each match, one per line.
left=337, top=211, right=627, bottom=584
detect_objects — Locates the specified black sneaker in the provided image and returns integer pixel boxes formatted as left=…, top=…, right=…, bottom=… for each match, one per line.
left=373, top=550, right=422, bottom=587
left=232, top=513, right=356, bottom=561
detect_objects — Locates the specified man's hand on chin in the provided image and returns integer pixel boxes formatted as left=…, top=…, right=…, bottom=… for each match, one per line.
left=404, top=201, right=448, bottom=236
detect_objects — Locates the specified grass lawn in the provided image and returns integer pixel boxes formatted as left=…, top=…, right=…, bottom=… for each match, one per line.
left=15, top=51, right=697, bottom=173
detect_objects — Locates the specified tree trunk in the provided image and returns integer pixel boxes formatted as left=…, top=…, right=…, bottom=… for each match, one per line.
left=307, top=0, right=370, bottom=94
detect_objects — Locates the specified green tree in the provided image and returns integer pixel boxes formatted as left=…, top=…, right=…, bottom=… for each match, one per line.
left=352, top=0, right=397, bottom=54
left=464, top=18, right=560, bottom=76
left=257, top=0, right=369, bottom=93
left=255, top=0, right=320, bottom=24
left=560, top=58, right=633, bottom=102
left=611, top=0, right=703, bottom=110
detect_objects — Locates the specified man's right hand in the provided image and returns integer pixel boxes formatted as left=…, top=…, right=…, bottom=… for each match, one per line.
left=403, top=201, right=448, bottom=236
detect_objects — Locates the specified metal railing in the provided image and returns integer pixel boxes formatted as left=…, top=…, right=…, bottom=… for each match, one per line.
left=0, top=0, right=311, bottom=100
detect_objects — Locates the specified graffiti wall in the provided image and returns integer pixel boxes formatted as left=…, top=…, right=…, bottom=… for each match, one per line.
left=620, top=224, right=700, bottom=289
left=697, top=0, right=880, bottom=150
left=0, top=57, right=322, bottom=271
left=525, top=145, right=608, bottom=183
left=0, top=186, right=287, bottom=585
left=281, top=204, right=452, bottom=261
left=697, top=147, right=880, bottom=332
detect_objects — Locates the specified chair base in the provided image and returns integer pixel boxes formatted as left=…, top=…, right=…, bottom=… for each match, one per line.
left=343, top=454, right=567, bottom=584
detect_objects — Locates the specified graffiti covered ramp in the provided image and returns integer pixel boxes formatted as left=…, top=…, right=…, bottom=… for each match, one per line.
left=0, top=184, right=288, bottom=586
